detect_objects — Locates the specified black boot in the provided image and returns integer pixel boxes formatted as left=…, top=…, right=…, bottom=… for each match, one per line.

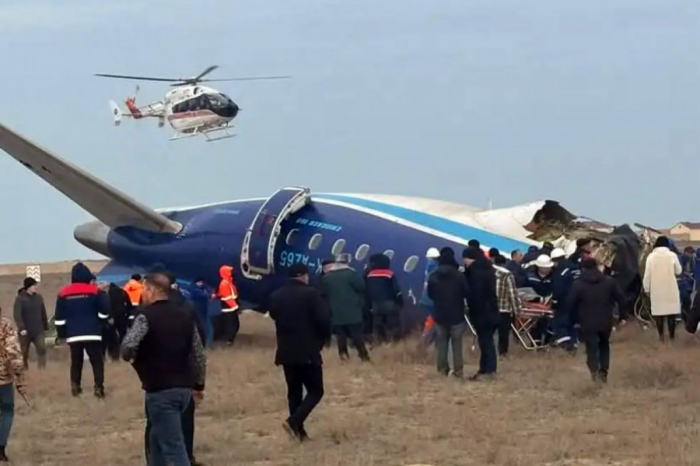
left=71, top=383, right=82, bottom=397
left=0, top=445, right=9, bottom=462
left=94, top=386, right=105, bottom=399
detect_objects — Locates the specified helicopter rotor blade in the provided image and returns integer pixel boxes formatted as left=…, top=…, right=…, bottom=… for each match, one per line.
left=95, top=73, right=183, bottom=82
left=198, top=75, right=291, bottom=82
left=192, top=65, right=219, bottom=82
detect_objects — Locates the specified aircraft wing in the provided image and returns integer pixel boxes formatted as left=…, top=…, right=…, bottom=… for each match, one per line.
left=0, top=122, right=181, bottom=234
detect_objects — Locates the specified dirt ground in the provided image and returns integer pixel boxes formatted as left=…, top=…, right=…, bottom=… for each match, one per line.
left=3, top=274, right=700, bottom=466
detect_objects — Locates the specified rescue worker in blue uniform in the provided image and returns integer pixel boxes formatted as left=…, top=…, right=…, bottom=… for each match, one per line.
left=550, top=248, right=576, bottom=351
left=526, top=255, right=554, bottom=299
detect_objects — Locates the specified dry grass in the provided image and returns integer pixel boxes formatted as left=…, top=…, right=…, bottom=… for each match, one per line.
left=9, top=315, right=700, bottom=466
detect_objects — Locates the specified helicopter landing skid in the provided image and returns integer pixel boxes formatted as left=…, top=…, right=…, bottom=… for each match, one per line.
left=170, top=125, right=236, bottom=142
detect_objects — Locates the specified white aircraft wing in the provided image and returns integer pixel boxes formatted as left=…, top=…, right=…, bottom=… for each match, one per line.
left=0, top=122, right=181, bottom=234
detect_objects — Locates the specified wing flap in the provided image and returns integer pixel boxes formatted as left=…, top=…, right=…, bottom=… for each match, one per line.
left=0, top=122, right=181, bottom=234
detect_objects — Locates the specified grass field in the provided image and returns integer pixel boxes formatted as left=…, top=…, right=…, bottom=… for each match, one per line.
left=6, top=312, right=700, bottom=466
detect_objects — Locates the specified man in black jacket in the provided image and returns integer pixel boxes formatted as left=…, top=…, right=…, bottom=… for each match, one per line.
left=462, top=248, right=499, bottom=380
left=269, top=264, right=331, bottom=442
left=427, top=250, right=470, bottom=378
left=107, top=283, right=133, bottom=346
left=13, top=278, right=49, bottom=370
left=566, top=258, right=625, bottom=383
left=121, top=271, right=206, bottom=466
left=365, top=254, right=404, bottom=344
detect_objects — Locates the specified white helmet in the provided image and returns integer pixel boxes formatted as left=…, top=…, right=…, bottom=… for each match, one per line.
left=550, top=248, right=566, bottom=260
left=535, top=255, right=555, bottom=268
left=426, top=247, right=440, bottom=259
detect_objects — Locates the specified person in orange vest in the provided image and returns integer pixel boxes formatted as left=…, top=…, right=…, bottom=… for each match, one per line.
left=123, top=274, right=143, bottom=327
left=216, top=265, right=240, bottom=346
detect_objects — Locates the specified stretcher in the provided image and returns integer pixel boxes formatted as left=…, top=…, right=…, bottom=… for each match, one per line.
left=511, top=300, right=554, bottom=351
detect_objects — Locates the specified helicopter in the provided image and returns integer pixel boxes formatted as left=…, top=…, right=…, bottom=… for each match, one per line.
left=95, top=66, right=289, bottom=142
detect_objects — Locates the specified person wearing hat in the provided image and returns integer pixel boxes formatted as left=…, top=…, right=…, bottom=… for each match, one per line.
left=526, top=255, right=555, bottom=299
left=269, top=264, right=331, bottom=442
left=462, top=248, right=499, bottom=380
left=550, top=248, right=576, bottom=352
left=493, top=255, right=521, bottom=357
left=12, top=277, right=48, bottom=370
left=419, top=248, right=441, bottom=347
left=427, top=248, right=470, bottom=378
left=365, top=254, right=404, bottom=344
left=566, top=258, right=625, bottom=383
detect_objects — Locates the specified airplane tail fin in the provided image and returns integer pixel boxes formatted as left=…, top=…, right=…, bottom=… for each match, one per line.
left=0, top=122, right=181, bottom=234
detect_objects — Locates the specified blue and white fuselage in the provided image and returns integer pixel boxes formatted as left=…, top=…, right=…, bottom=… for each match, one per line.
left=0, top=122, right=575, bottom=327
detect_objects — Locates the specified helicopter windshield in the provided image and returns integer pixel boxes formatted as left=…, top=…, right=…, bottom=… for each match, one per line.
left=207, top=93, right=232, bottom=109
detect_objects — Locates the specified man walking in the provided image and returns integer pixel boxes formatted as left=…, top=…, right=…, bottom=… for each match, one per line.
left=320, top=254, right=370, bottom=361
left=122, top=271, right=206, bottom=466
left=567, top=258, right=625, bottom=383
left=55, top=262, right=109, bottom=398
left=0, top=304, right=27, bottom=462
left=427, top=249, right=470, bottom=378
left=462, top=248, right=499, bottom=380
left=269, top=264, right=331, bottom=441
left=13, top=277, right=48, bottom=369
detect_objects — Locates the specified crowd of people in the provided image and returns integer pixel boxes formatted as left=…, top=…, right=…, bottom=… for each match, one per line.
left=0, top=233, right=696, bottom=464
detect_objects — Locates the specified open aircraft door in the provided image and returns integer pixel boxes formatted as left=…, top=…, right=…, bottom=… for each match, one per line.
left=240, top=186, right=311, bottom=280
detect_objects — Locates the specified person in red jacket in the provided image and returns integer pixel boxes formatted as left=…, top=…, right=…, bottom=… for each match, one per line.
left=216, top=265, right=240, bottom=346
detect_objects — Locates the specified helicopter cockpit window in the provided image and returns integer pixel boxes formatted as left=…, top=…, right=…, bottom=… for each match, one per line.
left=208, top=94, right=228, bottom=109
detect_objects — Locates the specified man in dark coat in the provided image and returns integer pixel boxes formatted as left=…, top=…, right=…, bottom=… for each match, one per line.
left=269, top=264, right=331, bottom=442
left=462, top=248, right=499, bottom=380
left=427, top=249, right=470, bottom=378
left=107, top=283, right=133, bottom=347
left=566, top=258, right=625, bottom=383
left=507, top=250, right=528, bottom=288
left=13, top=277, right=48, bottom=369
left=319, top=257, right=370, bottom=361
left=365, top=254, right=404, bottom=344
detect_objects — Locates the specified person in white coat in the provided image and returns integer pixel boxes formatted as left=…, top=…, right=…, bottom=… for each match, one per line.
left=643, top=236, right=682, bottom=342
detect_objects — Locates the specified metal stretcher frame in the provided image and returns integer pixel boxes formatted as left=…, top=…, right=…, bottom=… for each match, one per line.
left=511, top=306, right=554, bottom=351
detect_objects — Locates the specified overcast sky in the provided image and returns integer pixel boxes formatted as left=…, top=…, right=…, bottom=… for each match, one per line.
left=0, top=0, right=698, bottom=263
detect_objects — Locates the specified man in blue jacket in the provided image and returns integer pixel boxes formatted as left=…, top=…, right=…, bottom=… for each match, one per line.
left=55, top=262, right=109, bottom=398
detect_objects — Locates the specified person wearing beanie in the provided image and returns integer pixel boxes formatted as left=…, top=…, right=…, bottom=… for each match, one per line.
left=55, top=262, right=110, bottom=398
left=12, top=277, right=48, bottom=370
left=550, top=248, right=577, bottom=352
left=493, top=255, right=521, bottom=357
left=566, top=258, right=624, bottom=383
left=269, top=264, right=331, bottom=442
left=462, top=247, right=499, bottom=380
left=643, top=236, right=683, bottom=342
left=427, top=249, right=470, bottom=378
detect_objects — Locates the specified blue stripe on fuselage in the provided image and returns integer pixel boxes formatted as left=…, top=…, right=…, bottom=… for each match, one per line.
left=314, top=194, right=532, bottom=253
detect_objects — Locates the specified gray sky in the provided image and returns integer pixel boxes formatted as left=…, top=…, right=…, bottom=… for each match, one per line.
left=0, top=0, right=698, bottom=263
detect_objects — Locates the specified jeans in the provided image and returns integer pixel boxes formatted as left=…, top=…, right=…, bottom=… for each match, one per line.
left=69, top=341, right=104, bottom=389
left=655, top=315, right=677, bottom=341
left=497, top=313, right=512, bottom=355
left=222, top=312, right=240, bottom=344
left=20, top=333, right=46, bottom=369
left=145, top=388, right=192, bottom=466
left=145, top=394, right=195, bottom=464
left=0, top=384, right=14, bottom=447
left=282, top=364, right=324, bottom=431
left=436, top=322, right=465, bottom=377
left=335, top=324, right=370, bottom=360
left=583, top=330, right=611, bottom=377
left=476, top=323, right=497, bottom=375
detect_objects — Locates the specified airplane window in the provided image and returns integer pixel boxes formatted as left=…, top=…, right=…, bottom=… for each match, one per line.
left=309, top=233, right=323, bottom=250
left=355, top=244, right=370, bottom=261
left=286, top=229, right=299, bottom=246
left=383, top=249, right=395, bottom=260
left=404, top=255, right=420, bottom=273
left=331, top=239, right=346, bottom=256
